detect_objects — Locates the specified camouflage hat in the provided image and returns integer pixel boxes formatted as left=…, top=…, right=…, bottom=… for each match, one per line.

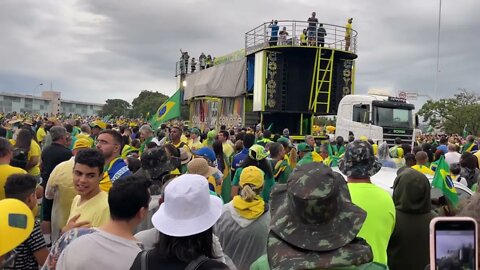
left=141, top=147, right=176, bottom=180
left=269, top=163, right=367, bottom=253
left=338, top=140, right=382, bottom=178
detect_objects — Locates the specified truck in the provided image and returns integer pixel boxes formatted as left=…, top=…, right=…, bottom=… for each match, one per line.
left=335, top=90, right=418, bottom=145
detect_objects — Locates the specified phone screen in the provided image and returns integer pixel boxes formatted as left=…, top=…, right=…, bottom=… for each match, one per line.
left=435, top=220, right=476, bottom=270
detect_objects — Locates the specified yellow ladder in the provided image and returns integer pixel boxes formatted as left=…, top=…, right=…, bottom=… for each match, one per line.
left=308, top=48, right=335, bottom=113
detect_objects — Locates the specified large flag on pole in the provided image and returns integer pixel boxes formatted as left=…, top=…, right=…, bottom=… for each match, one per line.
left=432, top=156, right=459, bottom=206
left=150, top=90, right=181, bottom=129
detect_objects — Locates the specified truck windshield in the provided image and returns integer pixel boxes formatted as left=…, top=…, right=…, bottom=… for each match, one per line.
left=374, top=106, right=412, bottom=128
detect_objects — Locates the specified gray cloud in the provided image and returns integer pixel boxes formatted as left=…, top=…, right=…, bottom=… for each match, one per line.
left=0, top=0, right=478, bottom=108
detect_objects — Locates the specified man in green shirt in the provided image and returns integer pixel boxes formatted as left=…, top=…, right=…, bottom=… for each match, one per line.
left=339, top=140, right=394, bottom=266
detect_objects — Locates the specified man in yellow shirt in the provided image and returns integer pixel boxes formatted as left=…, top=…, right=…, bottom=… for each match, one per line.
left=36, top=121, right=47, bottom=147
left=45, top=138, right=91, bottom=243
left=218, top=130, right=234, bottom=158
left=188, top=128, right=203, bottom=151
left=0, top=138, right=27, bottom=200
left=62, top=148, right=110, bottom=233
left=345, top=17, right=353, bottom=51
left=412, top=151, right=435, bottom=175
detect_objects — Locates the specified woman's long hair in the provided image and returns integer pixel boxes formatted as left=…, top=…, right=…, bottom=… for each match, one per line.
left=240, top=156, right=273, bottom=178
left=15, top=129, right=32, bottom=151
left=154, top=227, right=216, bottom=262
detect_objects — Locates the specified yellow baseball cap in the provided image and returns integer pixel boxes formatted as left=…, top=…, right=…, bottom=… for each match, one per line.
left=74, top=138, right=93, bottom=149
left=90, top=120, right=107, bottom=130
left=239, top=166, right=264, bottom=189
left=0, top=199, right=34, bottom=256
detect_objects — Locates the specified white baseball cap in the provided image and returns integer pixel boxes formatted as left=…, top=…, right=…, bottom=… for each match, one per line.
left=152, top=174, right=223, bottom=237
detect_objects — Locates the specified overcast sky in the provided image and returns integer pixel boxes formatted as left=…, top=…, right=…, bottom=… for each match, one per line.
left=1, top=0, right=478, bottom=108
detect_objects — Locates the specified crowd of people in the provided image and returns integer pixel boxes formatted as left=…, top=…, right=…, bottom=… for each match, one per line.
left=1, top=113, right=480, bottom=269
left=267, top=12, right=353, bottom=51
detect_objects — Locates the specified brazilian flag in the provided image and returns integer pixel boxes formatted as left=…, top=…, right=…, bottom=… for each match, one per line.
left=150, top=90, right=181, bottom=129
left=432, top=156, right=459, bottom=206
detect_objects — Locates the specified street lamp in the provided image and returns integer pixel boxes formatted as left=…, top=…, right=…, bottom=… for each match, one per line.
left=32, top=83, right=44, bottom=97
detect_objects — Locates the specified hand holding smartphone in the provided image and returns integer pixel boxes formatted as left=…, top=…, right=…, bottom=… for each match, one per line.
left=430, top=217, right=478, bottom=270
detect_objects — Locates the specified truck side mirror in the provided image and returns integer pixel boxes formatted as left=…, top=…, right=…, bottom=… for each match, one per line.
left=415, top=114, right=419, bottom=128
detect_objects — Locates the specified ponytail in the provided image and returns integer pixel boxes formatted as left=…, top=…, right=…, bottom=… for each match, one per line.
left=240, top=184, right=260, bottom=202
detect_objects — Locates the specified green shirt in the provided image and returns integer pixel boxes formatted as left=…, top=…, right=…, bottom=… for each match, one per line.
left=348, top=183, right=395, bottom=265
left=232, top=167, right=275, bottom=203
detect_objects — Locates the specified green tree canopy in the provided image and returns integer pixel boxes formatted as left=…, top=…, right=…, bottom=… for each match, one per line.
left=131, top=90, right=169, bottom=118
left=100, top=99, right=131, bottom=117
left=418, top=89, right=480, bottom=135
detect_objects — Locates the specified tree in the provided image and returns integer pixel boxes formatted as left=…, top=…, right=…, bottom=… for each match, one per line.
left=131, top=90, right=169, bottom=118
left=418, top=89, right=479, bottom=134
left=100, top=99, right=131, bottom=117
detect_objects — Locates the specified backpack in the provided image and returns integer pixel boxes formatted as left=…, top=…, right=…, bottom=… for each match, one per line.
left=10, top=148, right=28, bottom=169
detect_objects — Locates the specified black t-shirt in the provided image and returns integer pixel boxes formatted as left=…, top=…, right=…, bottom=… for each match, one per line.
left=129, top=250, right=229, bottom=270
left=308, top=17, right=318, bottom=29
left=40, top=142, right=72, bottom=185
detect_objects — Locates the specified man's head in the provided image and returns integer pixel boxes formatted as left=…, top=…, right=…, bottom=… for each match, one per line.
left=108, top=175, right=151, bottom=225
left=440, top=137, right=448, bottom=145
left=297, top=142, right=313, bottom=159
left=243, top=133, right=255, bottom=149
left=0, top=137, right=13, bottom=162
left=318, top=144, right=329, bottom=159
left=447, top=144, right=458, bottom=153
left=73, top=149, right=105, bottom=198
left=50, top=126, right=68, bottom=145
left=141, top=147, right=176, bottom=181
left=96, top=130, right=123, bottom=160
left=336, top=136, right=344, bottom=145
left=404, top=153, right=416, bottom=167
left=312, top=11, right=316, bottom=17
left=263, top=130, right=272, bottom=141
left=80, top=124, right=91, bottom=134
left=282, top=128, right=289, bottom=137
left=269, top=142, right=285, bottom=160
left=169, top=126, right=182, bottom=142
left=394, top=137, right=402, bottom=145
left=415, top=151, right=428, bottom=165
left=305, top=135, right=315, bottom=148
left=348, top=18, right=353, bottom=23
left=218, top=130, right=229, bottom=143
left=467, top=135, right=475, bottom=143
left=5, top=174, right=37, bottom=210
left=339, top=140, right=382, bottom=179
left=139, top=125, right=154, bottom=140
left=190, top=128, right=200, bottom=140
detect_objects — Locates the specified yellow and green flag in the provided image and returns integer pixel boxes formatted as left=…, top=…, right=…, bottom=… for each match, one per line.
left=432, top=156, right=458, bottom=206
left=150, top=90, right=181, bottom=129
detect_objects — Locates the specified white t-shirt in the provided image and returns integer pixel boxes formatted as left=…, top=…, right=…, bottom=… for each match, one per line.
left=56, top=229, right=142, bottom=270
left=445, top=151, right=461, bottom=166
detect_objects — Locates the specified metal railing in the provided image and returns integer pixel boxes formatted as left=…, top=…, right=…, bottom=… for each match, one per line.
left=245, top=20, right=358, bottom=55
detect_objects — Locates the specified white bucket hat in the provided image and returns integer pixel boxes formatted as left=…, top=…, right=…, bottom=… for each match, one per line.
left=152, top=174, right=223, bottom=237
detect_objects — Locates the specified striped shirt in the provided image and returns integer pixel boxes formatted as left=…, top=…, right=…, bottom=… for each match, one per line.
left=3, top=221, right=46, bottom=269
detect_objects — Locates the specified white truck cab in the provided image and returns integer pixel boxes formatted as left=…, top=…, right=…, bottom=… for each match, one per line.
left=335, top=90, right=416, bottom=145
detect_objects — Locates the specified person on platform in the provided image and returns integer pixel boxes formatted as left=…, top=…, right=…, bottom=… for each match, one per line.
left=317, top=23, right=327, bottom=47
left=199, top=52, right=206, bottom=70
left=279, top=26, right=289, bottom=45
left=345, top=17, right=353, bottom=51
left=190, top=57, right=197, bottom=73
left=300, top=28, right=307, bottom=46
left=307, top=12, right=318, bottom=46
left=268, top=20, right=279, bottom=46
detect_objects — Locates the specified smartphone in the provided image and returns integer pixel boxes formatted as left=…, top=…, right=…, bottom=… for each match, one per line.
left=430, top=217, right=478, bottom=270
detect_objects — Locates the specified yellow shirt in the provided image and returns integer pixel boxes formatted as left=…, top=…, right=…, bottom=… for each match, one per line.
left=346, top=22, right=352, bottom=37
left=188, top=139, right=203, bottom=151
left=9, top=139, right=41, bottom=176
left=223, top=142, right=234, bottom=158
left=36, top=127, right=46, bottom=144
left=0, top=164, right=27, bottom=200
left=412, top=164, right=435, bottom=175
left=68, top=191, right=110, bottom=227
left=45, top=158, right=77, bottom=240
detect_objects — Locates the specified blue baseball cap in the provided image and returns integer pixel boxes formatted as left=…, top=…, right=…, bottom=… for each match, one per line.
left=192, top=147, right=216, bottom=162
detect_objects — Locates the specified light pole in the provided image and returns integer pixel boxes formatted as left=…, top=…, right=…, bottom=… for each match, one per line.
left=434, top=0, right=442, bottom=100
left=32, top=83, right=44, bottom=97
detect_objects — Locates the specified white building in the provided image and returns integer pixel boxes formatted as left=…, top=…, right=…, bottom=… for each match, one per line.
left=0, top=91, right=103, bottom=116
